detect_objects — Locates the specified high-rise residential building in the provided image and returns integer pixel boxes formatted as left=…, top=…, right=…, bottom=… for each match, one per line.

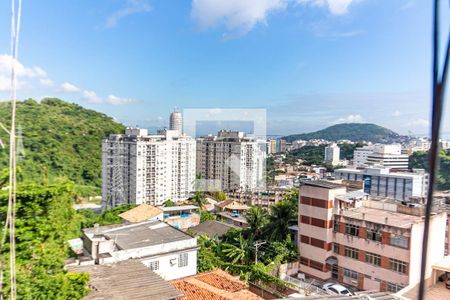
left=268, top=139, right=277, bottom=154
left=169, top=110, right=183, bottom=134
left=298, top=181, right=447, bottom=293
left=334, top=167, right=428, bottom=201
left=196, top=130, right=266, bottom=192
left=277, top=139, right=287, bottom=153
left=324, top=143, right=340, bottom=166
left=102, top=127, right=196, bottom=209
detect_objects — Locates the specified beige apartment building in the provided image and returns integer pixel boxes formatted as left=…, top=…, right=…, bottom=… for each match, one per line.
left=298, top=181, right=447, bottom=293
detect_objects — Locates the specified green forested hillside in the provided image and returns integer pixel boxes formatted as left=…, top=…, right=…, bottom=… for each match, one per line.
left=283, top=123, right=401, bottom=143
left=409, top=149, right=450, bottom=190
left=0, top=98, right=125, bottom=191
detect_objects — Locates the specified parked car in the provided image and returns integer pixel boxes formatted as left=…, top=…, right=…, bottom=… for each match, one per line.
left=322, top=283, right=353, bottom=296
left=446, top=272, right=450, bottom=289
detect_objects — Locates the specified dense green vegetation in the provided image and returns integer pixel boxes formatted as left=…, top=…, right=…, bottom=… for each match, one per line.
left=0, top=182, right=90, bottom=299
left=0, top=98, right=125, bottom=192
left=283, top=143, right=361, bottom=168
left=409, top=149, right=450, bottom=190
left=283, top=123, right=401, bottom=143
left=77, top=204, right=136, bottom=228
left=197, top=195, right=298, bottom=292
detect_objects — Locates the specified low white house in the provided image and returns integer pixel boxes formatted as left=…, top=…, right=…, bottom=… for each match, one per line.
left=74, top=220, right=199, bottom=280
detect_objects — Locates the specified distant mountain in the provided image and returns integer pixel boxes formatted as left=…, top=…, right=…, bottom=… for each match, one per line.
left=283, top=123, right=402, bottom=143
left=0, top=98, right=125, bottom=189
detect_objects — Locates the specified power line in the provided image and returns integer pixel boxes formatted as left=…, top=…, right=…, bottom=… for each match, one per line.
left=253, top=241, right=266, bottom=264
left=0, top=1, right=22, bottom=299
left=418, top=1, right=449, bottom=300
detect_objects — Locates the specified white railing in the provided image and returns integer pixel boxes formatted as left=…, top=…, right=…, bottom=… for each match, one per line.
left=282, top=275, right=327, bottom=295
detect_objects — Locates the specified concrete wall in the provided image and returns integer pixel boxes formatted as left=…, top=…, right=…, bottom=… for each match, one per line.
left=141, top=249, right=197, bottom=280
left=408, top=212, right=447, bottom=286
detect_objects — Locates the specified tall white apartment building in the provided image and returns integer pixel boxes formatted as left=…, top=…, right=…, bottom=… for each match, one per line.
left=196, top=130, right=266, bottom=192
left=353, top=145, right=375, bottom=167
left=366, top=144, right=409, bottom=169
left=334, top=167, right=429, bottom=201
left=102, top=127, right=196, bottom=209
left=170, top=110, right=183, bottom=134
left=325, top=143, right=340, bottom=166
left=353, top=144, right=409, bottom=169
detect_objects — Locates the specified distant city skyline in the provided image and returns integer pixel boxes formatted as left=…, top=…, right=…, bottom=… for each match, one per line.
left=0, top=0, right=449, bottom=136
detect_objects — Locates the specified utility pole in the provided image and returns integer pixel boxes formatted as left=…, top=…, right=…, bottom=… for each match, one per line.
left=254, top=241, right=266, bottom=264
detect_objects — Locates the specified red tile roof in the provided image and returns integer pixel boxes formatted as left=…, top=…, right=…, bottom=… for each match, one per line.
left=195, top=271, right=246, bottom=292
left=171, top=269, right=263, bottom=300
left=171, top=281, right=228, bottom=300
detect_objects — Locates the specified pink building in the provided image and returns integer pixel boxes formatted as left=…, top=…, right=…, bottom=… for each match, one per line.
left=298, top=181, right=447, bottom=293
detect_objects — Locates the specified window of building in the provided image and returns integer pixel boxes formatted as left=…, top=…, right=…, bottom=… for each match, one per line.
left=367, top=229, right=382, bottom=242
left=389, top=258, right=407, bottom=274
left=148, top=260, right=159, bottom=271
left=333, top=219, right=339, bottom=232
left=387, top=282, right=403, bottom=293
left=345, top=224, right=359, bottom=236
left=365, top=252, right=381, bottom=266
left=343, top=268, right=358, bottom=280
left=309, top=260, right=324, bottom=271
left=390, top=235, right=408, bottom=249
left=333, top=243, right=339, bottom=254
left=178, top=253, right=188, bottom=267
left=344, top=246, right=358, bottom=260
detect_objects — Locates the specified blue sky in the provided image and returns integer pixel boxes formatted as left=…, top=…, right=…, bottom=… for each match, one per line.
left=0, top=0, right=448, bottom=137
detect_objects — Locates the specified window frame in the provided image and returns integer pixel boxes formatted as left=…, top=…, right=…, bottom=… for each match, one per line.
left=345, top=223, right=360, bottom=237
left=178, top=253, right=189, bottom=268
left=390, top=235, right=408, bottom=249
left=343, top=268, right=358, bottom=280
left=148, top=260, right=159, bottom=271
left=365, top=252, right=381, bottom=266
left=389, top=258, right=407, bottom=274
left=344, top=246, right=359, bottom=260
left=367, top=229, right=382, bottom=242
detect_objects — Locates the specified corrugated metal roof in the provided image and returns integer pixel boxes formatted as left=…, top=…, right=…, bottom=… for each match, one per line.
left=68, top=260, right=182, bottom=300
left=190, top=220, right=238, bottom=238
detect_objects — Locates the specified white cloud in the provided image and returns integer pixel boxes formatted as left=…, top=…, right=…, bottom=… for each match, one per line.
left=0, top=54, right=48, bottom=91
left=392, top=110, right=401, bottom=117
left=61, top=82, right=80, bottom=92
left=106, top=94, right=136, bottom=105
left=297, top=0, right=358, bottom=15
left=335, top=114, right=363, bottom=123
left=191, top=0, right=286, bottom=36
left=82, top=90, right=136, bottom=106
left=82, top=90, right=103, bottom=104
left=106, top=0, right=151, bottom=28
left=40, top=78, right=54, bottom=87
left=191, top=0, right=359, bottom=37
left=407, top=118, right=429, bottom=127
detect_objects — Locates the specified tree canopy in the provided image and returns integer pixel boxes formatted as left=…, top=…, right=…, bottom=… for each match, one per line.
left=0, top=99, right=125, bottom=193
left=0, top=182, right=90, bottom=299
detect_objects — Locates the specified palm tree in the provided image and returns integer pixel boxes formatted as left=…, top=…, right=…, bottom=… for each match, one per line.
left=245, top=206, right=268, bottom=238
left=192, top=174, right=206, bottom=211
left=264, top=200, right=296, bottom=241
left=193, top=191, right=206, bottom=211
left=222, top=233, right=252, bottom=264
